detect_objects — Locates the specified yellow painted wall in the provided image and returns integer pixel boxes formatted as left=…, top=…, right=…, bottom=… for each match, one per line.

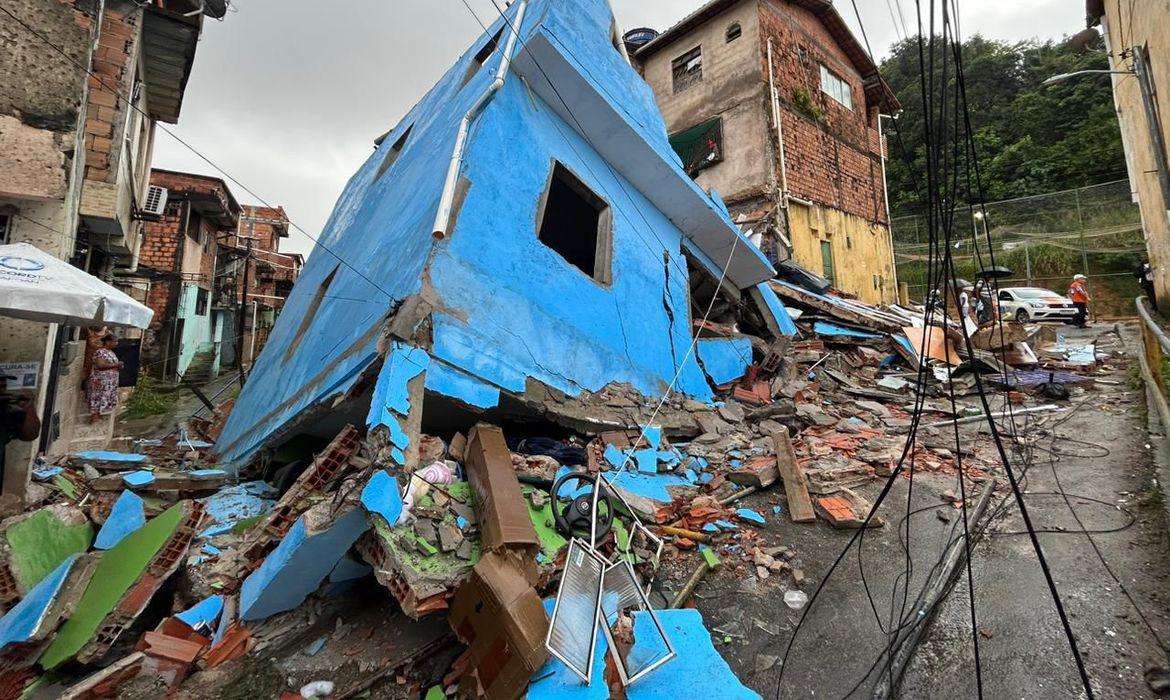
left=788, top=202, right=896, bottom=304
left=1098, top=1, right=1170, bottom=310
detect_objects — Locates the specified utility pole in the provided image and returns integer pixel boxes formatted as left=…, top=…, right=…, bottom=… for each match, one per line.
left=236, top=237, right=252, bottom=388
left=1024, top=242, right=1033, bottom=286
left=1075, top=187, right=1090, bottom=277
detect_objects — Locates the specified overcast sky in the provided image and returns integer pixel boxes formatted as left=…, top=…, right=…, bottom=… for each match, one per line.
left=154, top=0, right=1076, bottom=256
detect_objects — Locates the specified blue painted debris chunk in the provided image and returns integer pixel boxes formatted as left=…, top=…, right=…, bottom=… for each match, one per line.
left=813, top=321, right=880, bottom=339
left=626, top=608, right=760, bottom=700
left=198, top=482, right=275, bottom=539
left=239, top=508, right=370, bottom=621
left=696, top=337, right=753, bottom=385
left=73, top=451, right=147, bottom=463
left=0, top=555, right=76, bottom=647
left=361, top=470, right=404, bottom=527
left=176, top=595, right=223, bottom=631
left=121, top=470, right=155, bottom=488
left=773, top=505, right=783, bottom=515
left=526, top=603, right=757, bottom=700
left=633, top=449, right=658, bottom=474
left=603, top=444, right=625, bottom=469
left=553, top=466, right=591, bottom=499
left=94, top=491, right=147, bottom=550
left=526, top=598, right=609, bottom=700
left=602, top=470, right=693, bottom=504
left=366, top=343, right=430, bottom=430
left=754, top=282, right=798, bottom=336
left=188, top=469, right=227, bottom=479
left=642, top=426, right=663, bottom=450
left=456, top=516, right=469, bottom=530
left=425, top=360, right=501, bottom=409
left=305, top=636, right=327, bottom=657
left=736, top=508, right=766, bottom=526
left=387, top=419, right=411, bottom=452
left=714, top=519, right=738, bottom=531
left=702, top=523, right=718, bottom=533
left=32, top=467, right=63, bottom=481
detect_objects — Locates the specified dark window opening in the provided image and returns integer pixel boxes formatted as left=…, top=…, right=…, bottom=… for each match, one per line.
left=375, top=125, right=413, bottom=180
left=461, top=28, right=505, bottom=88
left=726, top=23, right=742, bottom=43
left=187, top=213, right=202, bottom=242
left=669, top=117, right=724, bottom=177
left=671, top=46, right=703, bottom=93
left=537, top=163, right=612, bottom=284
left=0, top=213, right=9, bottom=244
left=285, top=265, right=338, bottom=360
left=195, top=288, right=209, bottom=316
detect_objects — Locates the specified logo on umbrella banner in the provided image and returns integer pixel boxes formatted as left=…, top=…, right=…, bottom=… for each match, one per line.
left=0, top=256, right=46, bottom=272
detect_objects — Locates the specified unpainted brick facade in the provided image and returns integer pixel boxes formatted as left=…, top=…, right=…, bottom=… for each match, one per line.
left=636, top=0, right=898, bottom=303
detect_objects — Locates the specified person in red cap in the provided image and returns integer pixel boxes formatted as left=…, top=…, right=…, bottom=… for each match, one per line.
left=1068, top=274, right=1091, bottom=328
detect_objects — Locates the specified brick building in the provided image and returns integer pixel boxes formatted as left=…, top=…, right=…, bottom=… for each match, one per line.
left=216, top=205, right=302, bottom=370
left=0, top=0, right=224, bottom=492
left=633, top=0, right=901, bottom=303
left=132, top=173, right=302, bottom=381
left=135, top=169, right=240, bottom=381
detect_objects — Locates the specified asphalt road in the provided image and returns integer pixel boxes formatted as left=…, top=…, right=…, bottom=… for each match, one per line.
left=681, top=323, right=1170, bottom=699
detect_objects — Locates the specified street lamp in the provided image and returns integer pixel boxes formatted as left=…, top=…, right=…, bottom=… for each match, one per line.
left=1041, top=69, right=1133, bottom=86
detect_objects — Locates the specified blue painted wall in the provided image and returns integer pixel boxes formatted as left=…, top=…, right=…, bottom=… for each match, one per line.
left=175, top=284, right=216, bottom=376
left=217, top=0, right=754, bottom=464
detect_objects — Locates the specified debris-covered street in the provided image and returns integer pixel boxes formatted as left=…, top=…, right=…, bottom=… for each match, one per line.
left=4, top=0, right=1170, bottom=698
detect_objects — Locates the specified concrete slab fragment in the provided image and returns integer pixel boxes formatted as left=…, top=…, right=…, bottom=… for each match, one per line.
left=696, top=338, right=753, bottom=386
left=94, top=491, right=147, bottom=550
left=0, top=555, right=76, bottom=647
left=239, top=507, right=370, bottom=621
left=361, top=470, right=404, bottom=527
left=40, top=502, right=187, bottom=669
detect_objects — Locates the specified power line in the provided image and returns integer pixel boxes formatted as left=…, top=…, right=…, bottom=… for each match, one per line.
left=0, top=2, right=399, bottom=305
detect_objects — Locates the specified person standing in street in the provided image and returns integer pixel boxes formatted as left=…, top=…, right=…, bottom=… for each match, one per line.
left=87, top=334, right=123, bottom=423
left=1068, top=274, right=1091, bottom=328
left=1137, top=261, right=1156, bottom=308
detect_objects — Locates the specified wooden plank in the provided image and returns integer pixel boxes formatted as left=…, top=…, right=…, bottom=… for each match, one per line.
left=772, top=430, right=816, bottom=523
left=769, top=281, right=904, bottom=333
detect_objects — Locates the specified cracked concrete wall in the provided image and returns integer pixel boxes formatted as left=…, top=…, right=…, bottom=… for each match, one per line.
left=0, top=0, right=98, bottom=496
left=0, top=0, right=95, bottom=201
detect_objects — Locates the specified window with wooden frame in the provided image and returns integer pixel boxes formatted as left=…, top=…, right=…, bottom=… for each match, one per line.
left=820, top=64, right=853, bottom=110
left=726, top=23, right=742, bottom=43
left=536, top=162, right=613, bottom=285
left=671, top=46, right=703, bottom=93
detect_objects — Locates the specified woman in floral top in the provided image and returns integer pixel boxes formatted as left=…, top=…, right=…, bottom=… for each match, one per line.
left=88, top=334, right=123, bottom=423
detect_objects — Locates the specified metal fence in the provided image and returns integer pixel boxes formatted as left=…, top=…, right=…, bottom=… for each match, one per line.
left=892, top=180, right=1145, bottom=303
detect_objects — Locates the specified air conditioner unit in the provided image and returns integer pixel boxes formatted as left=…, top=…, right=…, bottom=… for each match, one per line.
left=141, top=186, right=168, bottom=217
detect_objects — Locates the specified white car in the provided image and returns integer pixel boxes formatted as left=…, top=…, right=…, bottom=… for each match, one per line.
left=996, top=287, right=1078, bottom=323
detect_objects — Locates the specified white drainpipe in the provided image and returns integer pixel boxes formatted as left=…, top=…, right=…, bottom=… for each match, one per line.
left=766, top=39, right=790, bottom=206
left=431, top=0, right=529, bottom=237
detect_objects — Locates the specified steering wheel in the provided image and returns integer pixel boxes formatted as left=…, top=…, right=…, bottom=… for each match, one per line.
left=550, top=470, right=613, bottom=544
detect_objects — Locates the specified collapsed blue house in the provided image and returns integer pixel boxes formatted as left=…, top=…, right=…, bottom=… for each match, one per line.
left=215, top=0, right=792, bottom=468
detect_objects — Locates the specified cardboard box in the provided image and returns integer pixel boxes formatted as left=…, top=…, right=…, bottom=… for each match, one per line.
left=464, top=424, right=540, bottom=560
left=449, top=552, right=549, bottom=700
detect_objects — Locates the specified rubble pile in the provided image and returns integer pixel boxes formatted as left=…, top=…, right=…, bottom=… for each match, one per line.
left=0, top=273, right=1115, bottom=699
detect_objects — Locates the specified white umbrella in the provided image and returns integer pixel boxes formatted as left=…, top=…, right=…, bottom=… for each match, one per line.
left=0, top=242, right=153, bottom=328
